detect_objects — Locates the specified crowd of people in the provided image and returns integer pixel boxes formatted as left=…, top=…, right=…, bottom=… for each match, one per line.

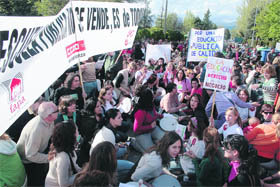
left=1, top=39, right=280, bottom=187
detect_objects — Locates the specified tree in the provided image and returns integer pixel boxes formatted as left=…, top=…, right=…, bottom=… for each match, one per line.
left=165, top=13, right=182, bottom=31
left=34, top=0, right=68, bottom=16
left=194, top=17, right=203, bottom=29
left=235, top=0, right=267, bottom=40
left=0, top=0, right=38, bottom=16
left=183, top=10, right=195, bottom=34
left=138, top=0, right=153, bottom=28
left=255, top=0, right=280, bottom=42
left=224, top=28, right=231, bottom=40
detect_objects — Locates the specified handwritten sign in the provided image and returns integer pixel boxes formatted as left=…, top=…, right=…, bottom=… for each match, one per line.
left=187, top=28, right=224, bottom=61
left=203, top=57, right=233, bottom=92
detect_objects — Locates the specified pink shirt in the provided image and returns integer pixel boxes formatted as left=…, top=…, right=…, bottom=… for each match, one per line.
left=133, top=108, right=163, bottom=134
left=191, top=87, right=202, bottom=96
left=174, top=78, right=191, bottom=94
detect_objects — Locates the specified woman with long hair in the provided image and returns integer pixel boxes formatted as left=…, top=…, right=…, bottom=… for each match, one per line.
left=74, top=141, right=118, bottom=186
left=54, top=74, right=85, bottom=110
left=98, top=87, right=115, bottom=113
left=223, top=134, right=261, bottom=186
left=184, top=94, right=209, bottom=126
left=132, top=86, right=165, bottom=153
left=45, top=121, right=81, bottom=187
left=89, top=109, right=134, bottom=182
left=131, top=131, right=183, bottom=187
left=186, top=127, right=224, bottom=186
left=78, top=98, right=104, bottom=166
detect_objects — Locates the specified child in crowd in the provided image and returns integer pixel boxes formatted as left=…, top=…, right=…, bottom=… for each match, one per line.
left=243, top=117, right=260, bottom=134
left=180, top=117, right=205, bottom=175
left=186, top=127, right=224, bottom=186
left=218, top=107, right=243, bottom=140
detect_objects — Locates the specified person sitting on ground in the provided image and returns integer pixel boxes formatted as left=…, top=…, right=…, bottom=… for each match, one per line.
left=131, top=131, right=183, bottom=187
left=0, top=133, right=26, bottom=187
left=74, top=141, right=118, bottom=186
left=45, top=121, right=81, bottom=187
left=223, top=134, right=261, bottom=186
left=160, top=83, right=187, bottom=114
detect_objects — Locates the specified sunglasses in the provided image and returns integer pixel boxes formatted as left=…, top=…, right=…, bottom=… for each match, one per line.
left=263, top=111, right=273, bottom=115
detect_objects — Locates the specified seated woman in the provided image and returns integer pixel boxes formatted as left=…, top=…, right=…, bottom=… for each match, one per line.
left=53, top=74, right=85, bottom=110
left=78, top=98, right=104, bottom=166
left=0, top=133, right=26, bottom=187
left=131, top=131, right=182, bottom=187
left=133, top=86, right=165, bottom=153
left=55, top=95, right=82, bottom=139
left=74, top=142, right=118, bottom=186
left=236, top=88, right=256, bottom=126
left=45, top=121, right=81, bottom=187
left=98, top=87, right=115, bottom=113
left=184, top=94, right=209, bottom=126
left=223, top=134, right=261, bottom=186
left=173, top=69, right=191, bottom=103
left=160, top=83, right=186, bottom=115
left=89, top=109, right=134, bottom=182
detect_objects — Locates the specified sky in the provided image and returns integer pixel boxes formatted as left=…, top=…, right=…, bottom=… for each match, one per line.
left=149, top=0, right=244, bottom=28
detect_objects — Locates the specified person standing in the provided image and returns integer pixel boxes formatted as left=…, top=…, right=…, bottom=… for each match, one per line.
left=17, top=102, right=58, bottom=186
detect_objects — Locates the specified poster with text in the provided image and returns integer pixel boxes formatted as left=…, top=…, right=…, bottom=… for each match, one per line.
left=145, top=44, right=171, bottom=65
left=276, top=43, right=280, bottom=51
left=203, top=57, right=233, bottom=92
left=187, top=28, right=224, bottom=62
left=0, top=1, right=144, bottom=135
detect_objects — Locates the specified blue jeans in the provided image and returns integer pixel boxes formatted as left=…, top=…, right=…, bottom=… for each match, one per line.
left=152, top=174, right=181, bottom=187
left=117, top=146, right=127, bottom=159
left=215, top=112, right=226, bottom=129
left=117, top=160, right=134, bottom=182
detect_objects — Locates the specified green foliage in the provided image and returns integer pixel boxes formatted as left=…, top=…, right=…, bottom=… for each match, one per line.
left=255, top=0, right=280, bottom=42
left=149, top=27, right=165, bottom=41
left=235, top=0, right=267, bottom=40
left=138, top=0, right=153, bottom=28
left=183, top=10, right=195, bottom=34
left=193, top=10, right=217, bottom=30
left=135, top=28, right=151, bottom=40
left=34, top=0, right=68, bottom=16
left=0, top=0, right=37, bottom=16
left=166, top=30, right=184, bottom=41
left=166, top=13, right=182, bottom=31
left=224, top=28, right=231, bottom=40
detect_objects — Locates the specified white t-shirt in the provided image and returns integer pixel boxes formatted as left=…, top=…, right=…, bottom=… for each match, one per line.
left=90, top=126, right=115, bottom=155
left=218, top=123, right=243, bottom=139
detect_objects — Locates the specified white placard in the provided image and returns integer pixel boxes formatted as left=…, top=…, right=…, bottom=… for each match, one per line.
left=187, top=28, right=224, bottom=62
left=276, top=42, right=280, bottom=51
left=145, top=44, right=171, bottom=65
left=203, top=57, right=233, bottom=92
left=0, top=1, right=144, bottom=135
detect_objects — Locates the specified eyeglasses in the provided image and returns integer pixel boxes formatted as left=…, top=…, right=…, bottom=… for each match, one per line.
left=263, top=111, right=273, bottom=115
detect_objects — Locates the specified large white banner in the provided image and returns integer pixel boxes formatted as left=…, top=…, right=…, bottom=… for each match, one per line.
left=145, top=44, right=171, bottom=65
left=187, top=28, right=224, bottom=61
left=0, top=1, right=144, bottom=135
left=203, top=57, right=233, bottom=92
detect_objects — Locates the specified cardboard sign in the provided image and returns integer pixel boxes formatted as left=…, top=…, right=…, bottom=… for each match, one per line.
left=187, top=28, right=224, bottom=61
left=203, top=57, right=233, bottom=92
left=145, top=44, right=171, bottom=65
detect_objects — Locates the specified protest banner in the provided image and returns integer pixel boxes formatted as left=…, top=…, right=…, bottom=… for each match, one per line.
left=187, top=28, right=224, bottom=62
left=0, top=1, right=144, bottom=135
left=145, top=44, right=171, bottom=65
left=203, top=57, right=233, bottom=118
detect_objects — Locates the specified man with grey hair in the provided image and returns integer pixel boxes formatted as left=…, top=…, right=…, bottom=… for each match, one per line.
left=17, top=101, right=58, bottom=186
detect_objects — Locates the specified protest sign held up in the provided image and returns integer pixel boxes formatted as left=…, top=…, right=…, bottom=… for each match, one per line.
left=187, top=28, right=224, bottom=62
left=145, top=44, right=171, bottom=65
left=0, top=1, right=144, bottom=135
